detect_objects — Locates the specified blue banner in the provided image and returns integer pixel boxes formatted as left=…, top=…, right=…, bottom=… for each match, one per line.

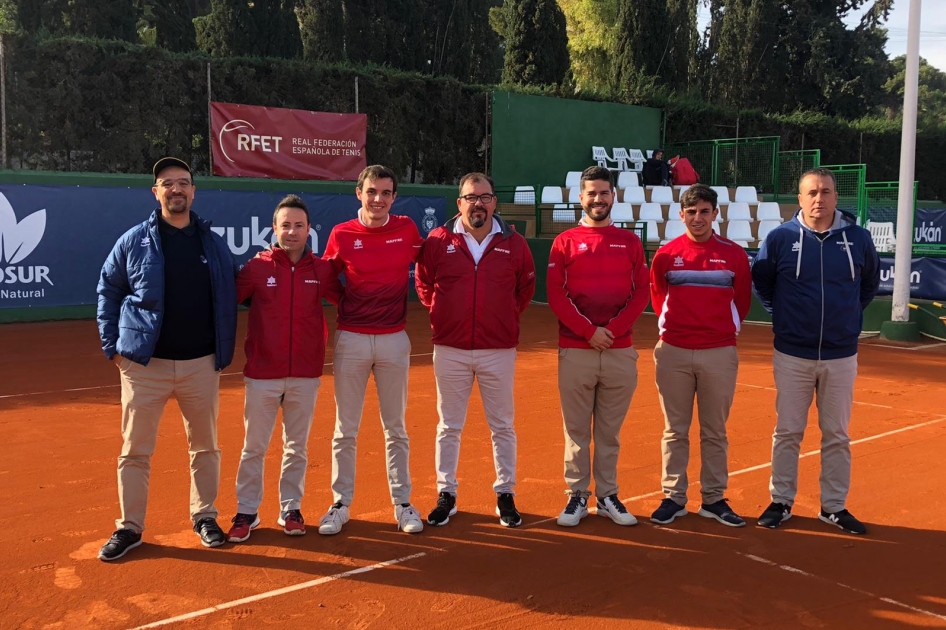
left=913, top=207, right=946, bottom=246
left=877, top=256, right=946, bottom=300
left=0, top=185, right=446, bottom=309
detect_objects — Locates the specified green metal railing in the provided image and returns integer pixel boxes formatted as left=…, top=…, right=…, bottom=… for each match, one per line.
left=864, top=181, right=918, bottom=228
left=663, top=136, right=780, bottom=191
left=776, top=149, right=821, bottom=199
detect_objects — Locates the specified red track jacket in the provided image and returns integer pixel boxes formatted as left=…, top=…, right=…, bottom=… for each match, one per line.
left=237, top=246, right=342, bottom=379
left=415, top=215, right=536, bottom=350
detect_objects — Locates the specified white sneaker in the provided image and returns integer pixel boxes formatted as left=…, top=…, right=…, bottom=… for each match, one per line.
left=557, top=495, right=589, bottom=527
left=596, top=494, right=638, bottom=526
left=318, top=502, right=350, bottom=535
left=395, top=503, right=424, bottom=534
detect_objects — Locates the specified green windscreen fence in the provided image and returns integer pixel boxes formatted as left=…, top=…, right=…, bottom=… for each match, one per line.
left=489, top=91, right=662, bottom=188
left=662, top=136, right=780, bottom=191
left=777, top=150, right=821, bottom=199
left=865, top=181, right=918, bottom=228
left=821, top=164, right=867, bottom=223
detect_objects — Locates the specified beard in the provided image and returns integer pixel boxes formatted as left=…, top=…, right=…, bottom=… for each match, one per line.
left=585, top=204, right=612, bottom=222
left=469, top=211, right=487, bottom=228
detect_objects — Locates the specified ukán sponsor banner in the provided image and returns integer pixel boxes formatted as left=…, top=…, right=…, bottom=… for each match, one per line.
left=211, top=102, right=367, bottom=181
left=0, top=185, right=445, bottom=309
left=877, top=256, right=946, bottom=300
left=913, top=207, right=946, bottom=246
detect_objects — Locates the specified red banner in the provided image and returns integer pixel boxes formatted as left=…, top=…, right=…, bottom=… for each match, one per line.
left=210, top=102, right=367, bottom=181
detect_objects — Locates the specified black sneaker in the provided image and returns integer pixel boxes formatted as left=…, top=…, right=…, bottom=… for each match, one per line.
left=427, top=492, right=457, bottom=526
left=650, top=498, right=687, bottom=524
left=496, top=492, right=522, bottom=528
left=698, top=499, right=746, bottom=527
left=819, top=509, right=867, bottom=535
left=757, top=502, right=792, bottom=529
left=193, top=517, right=226, bottom=547
left=98, top=528, right=142, bottom=561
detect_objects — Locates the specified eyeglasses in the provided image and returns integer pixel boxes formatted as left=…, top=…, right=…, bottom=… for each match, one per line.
left=460, top=194, right=496, bottom=204
left=157, top=178, right=194, bottom=189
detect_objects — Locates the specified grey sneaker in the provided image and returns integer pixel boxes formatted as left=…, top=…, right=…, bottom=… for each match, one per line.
left=557, top=495, right=589, bottom=527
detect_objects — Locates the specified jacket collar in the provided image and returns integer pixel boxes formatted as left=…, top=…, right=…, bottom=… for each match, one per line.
left=444, top=213, right=515, bottom=239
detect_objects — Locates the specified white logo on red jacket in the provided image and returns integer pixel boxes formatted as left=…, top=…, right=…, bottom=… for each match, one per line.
left=354, top=239, right=363, bottom=250
left=673, top=256, right=684, bottom=267
left=446, top=244, right=456, bottom=253
left=266, top=276, right=276, bottom=287
left=578, top=243, right=588, bottom=251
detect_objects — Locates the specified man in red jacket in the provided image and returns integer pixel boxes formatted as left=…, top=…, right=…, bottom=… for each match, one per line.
left=227, top=195, right=342, bottom=542
left=649, top=184, right=751, bottom=527
left=416, top=172, right=536, bottom=528
left=547, top=166, right=650, bottom=528
left=319, top=165, right=426, bottom=536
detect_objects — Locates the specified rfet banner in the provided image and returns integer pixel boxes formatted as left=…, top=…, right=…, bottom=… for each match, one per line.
left=211, top=102, right=367, bottom=181
left=0, top=185, right=445, bottom=309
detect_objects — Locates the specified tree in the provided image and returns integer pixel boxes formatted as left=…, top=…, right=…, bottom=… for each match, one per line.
left=194, top=0, right=255, bottom=57
left=493, top=0, right=569, bottom=86
left=610, top=0, right=670, bottom=96
left=558, top=0, right=619, bottom=93
left=62, top=0, right=140, bottom=41
left=298, top=0, right=344, bottom=62
left=251, top=0, right=302, bottom=58
left=151, top=0, right=198, bottom=52
left=884, top=56, right=946, bottom=126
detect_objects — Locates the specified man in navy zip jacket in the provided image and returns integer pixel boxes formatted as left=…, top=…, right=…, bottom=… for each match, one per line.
left=96, top=157, right=238, bottom=560
left=751, top=168, right=879, bottom=535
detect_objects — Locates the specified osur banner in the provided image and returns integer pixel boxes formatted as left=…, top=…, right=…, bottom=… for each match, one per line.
left=211, top=102, right=367, bottom=181
left=0, top=185, right=445, bottom=309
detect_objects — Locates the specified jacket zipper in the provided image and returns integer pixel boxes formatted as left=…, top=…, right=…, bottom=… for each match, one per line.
left=288, top=264, right=295, bottom=376
left=817, top=238, right=824, bottom=361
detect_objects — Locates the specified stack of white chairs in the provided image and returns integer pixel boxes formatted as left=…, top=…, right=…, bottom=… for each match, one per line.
left=612, top=147, right=632, bottom=171
left=592, top=146, right=616, bottom=169
left=628, top=149, right=645, bottom=171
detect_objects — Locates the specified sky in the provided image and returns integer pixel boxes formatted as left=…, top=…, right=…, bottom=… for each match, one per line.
left=695, top=1, right=946, bottom=73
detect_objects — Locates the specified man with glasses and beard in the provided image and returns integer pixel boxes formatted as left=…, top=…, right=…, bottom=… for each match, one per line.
left=415, top=172, right=536, bottom=528
left=96, top=157, right=238, bottom=560
left=546, top=166, right=650, bottom=528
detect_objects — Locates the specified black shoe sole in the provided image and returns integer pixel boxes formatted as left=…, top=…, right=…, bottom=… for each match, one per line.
left=698, top=508, right=746, bottom=528
left=650, top=507, right=687, bottom=525
left=757, top=512, right=792, bottom=529
left=98, top=539, right=142, bottom=561
left=818, top=514, right=866, bottom=535
left=427, top=506, right=458, bottom=527
left=495, top=507, right=522, bottom=528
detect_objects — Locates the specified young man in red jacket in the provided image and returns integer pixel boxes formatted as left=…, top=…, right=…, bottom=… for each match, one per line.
left=227, top=195, right=342, bottom=542
left=547, top=166, right=650, bottom=528
left=318, top=165, right=426, bottom=536
left=649, top=184, right=751, bottom=527
left=416, top=172, right=536, bottom=528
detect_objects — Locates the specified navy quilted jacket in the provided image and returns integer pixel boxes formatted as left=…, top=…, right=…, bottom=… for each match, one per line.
left=97, top=209, right=238, bottom=370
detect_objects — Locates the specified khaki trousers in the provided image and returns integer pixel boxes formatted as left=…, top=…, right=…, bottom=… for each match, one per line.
left=236, top=377, right=320, bottom=514
left=558, top=346, right=639, bottom=499
left=331, top=330, right=412, bottom=506
left=433, top=345, right=518, bottom=495
left=116, top=355, right=220, bottom=533
left=770, top=350, right=857, bottom=513
left=654, top=340, right=738, bottom=506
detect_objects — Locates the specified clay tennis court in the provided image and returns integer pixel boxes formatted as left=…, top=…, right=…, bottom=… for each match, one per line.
left=2, top=303, right=945, bottom=629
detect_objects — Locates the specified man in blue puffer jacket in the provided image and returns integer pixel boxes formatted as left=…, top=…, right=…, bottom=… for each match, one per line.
left=751, top=167, right=879, bottom=535
left=95, top=157, right=238, bottom=561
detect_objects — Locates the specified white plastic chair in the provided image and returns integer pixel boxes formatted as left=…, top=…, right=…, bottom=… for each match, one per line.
left=635, top=220, right=660, bottom=243
left=712, top=186, right=731, bottom=205
left=628, top=149, right=645, bottom=171
left=662, top=220, right=687, bottom=244
left=611, top=203, right=635, bottom=227
left=669, top=202, right=681, bottom=217
left=726, top=220, right=753, bottom=247
left=674, top=185, right=691, bottom=200
left=867, top=221, right=896, bottom=253
left=617, top=171, right=638, bottom=188
left=734, top=186, right=760, bottom=205
left=565, top=171, right=582, bottom=189
left=726, top=202, right=753, bottom=222
left=552, top=204, right=576, bottom=223
left=757, top=220, right=781, bottom=242
left=623, top=186, right=646, bottom=205
left=756, top=202, right=782, bottom=221
left=568, top=187, right=582, bottom=204
left=638, top=202, right=664, bottom=223
left=541, top=186, right=564, bottom=204
left=513, top=186, right=535, bottom=205
left=651, top=186, right=674, bottom=204
left=592, top=146, right=615, bottom=169
left=612, top=147, right=631, bottom=171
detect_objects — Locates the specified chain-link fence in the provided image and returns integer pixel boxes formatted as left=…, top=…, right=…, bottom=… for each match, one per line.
left=776, top=150, right=821, bottom=199
left=663, top=137, right=780, bottom=192
left=864, top=181, right=917, bottom=227
left=820, top=164, right=867, bottom=224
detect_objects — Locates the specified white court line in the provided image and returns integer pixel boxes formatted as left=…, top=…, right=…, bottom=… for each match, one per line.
left=735, top=382, right=923, bottom=412
left=867, top=341, right=946, bottom=351
left=126, top=552, right=427, bottom=630
left=0, top=353, right=436, bottom=400
left=738, top=553, right=946, bottom=622
left=523, top=415, right=946, bottom=529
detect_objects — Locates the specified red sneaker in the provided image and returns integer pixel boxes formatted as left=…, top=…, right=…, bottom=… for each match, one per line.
left=278, top=509, right=306, bottom=536
left=227, top=513, right=260, bottom=543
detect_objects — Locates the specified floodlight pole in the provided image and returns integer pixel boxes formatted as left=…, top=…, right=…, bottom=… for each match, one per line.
left=882, top=0, right=922, bottom=340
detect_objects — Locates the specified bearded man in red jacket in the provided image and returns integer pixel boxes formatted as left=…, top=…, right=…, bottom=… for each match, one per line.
left=416, top=172, right=536, bottom=528
left=226, top=195, right=342, bottom=542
